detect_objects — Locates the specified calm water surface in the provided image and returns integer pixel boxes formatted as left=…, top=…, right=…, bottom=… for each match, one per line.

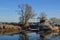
left=0, top=31, right=60, bottom=40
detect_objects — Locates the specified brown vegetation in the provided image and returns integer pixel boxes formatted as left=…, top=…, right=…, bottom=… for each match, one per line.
left=0, top=24, right=21, bottom=32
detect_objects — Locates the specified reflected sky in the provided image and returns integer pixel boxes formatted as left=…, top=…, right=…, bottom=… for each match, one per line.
left=0, top=34, right=19, bottom=40
left=0, top=31, right=60, bottom=40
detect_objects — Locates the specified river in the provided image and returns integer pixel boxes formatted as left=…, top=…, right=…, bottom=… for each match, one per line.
left=0, top=31, right=60, bottom=40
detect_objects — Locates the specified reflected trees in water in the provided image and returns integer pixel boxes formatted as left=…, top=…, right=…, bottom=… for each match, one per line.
left=0, top=30, right=60, bottom=40
left=18, top=32, right=28, bottom=40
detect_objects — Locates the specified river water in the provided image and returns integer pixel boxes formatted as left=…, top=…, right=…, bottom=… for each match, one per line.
left=0, top=31, right=60, bottom=40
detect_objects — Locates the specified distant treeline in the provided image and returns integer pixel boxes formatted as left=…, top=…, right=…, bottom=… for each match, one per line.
left=1, top=22, right=20, bottom=26
left=0, top=22, right=39, bottom=26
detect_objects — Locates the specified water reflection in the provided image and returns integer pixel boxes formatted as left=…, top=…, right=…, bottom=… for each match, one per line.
left=18, top=32, right=40, bottom=40
left=18, top=31, right=60, bottom=40
left=0, top=30, right=20, bottom=35
left=18, top=32, right=28, bottom=40
left=0, top=30, right=60, bottom=40
left=40, top=31, right=60, bottom=40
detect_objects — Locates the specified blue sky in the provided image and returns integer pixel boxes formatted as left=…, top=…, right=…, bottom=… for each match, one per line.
left=0, top=0, right=60, bottom=22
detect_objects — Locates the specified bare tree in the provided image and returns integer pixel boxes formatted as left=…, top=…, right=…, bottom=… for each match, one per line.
left=39, top=12, right=47, bottom=23
left=18, top=4, right=35, bottom=29
left=50, top=17, right=60, bottom=24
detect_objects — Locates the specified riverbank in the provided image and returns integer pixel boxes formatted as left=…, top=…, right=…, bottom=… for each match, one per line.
left=0, top=23, right=60, bottom=33
left=0, top=23, right=21, bottom=32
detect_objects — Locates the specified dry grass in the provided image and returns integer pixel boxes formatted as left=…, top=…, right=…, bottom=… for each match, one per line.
left=51, top=26, right=59, bottom=32
left=0, top=24, right=21, bottom=32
